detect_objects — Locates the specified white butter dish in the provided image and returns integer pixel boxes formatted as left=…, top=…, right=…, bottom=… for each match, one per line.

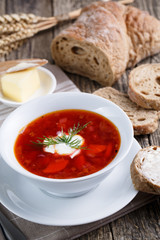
left=0, top=66, right=57, bottom=107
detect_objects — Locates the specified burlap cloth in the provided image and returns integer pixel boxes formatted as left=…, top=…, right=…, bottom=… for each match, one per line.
left=0, top=64, right=158, bottom=240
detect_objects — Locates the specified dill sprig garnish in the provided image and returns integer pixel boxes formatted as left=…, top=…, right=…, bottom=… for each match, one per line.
left=32, top=122, right=91, bottom=149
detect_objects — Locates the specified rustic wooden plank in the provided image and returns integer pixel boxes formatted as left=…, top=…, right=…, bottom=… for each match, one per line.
left=0, top=1, right=5, bottom=14
left=110, top=200, right=160, bottom=240
left=28, top=0, right=53, bottom=61
left=76, top=224, right=113, bottom=240
left=77, top=200, right=160, bottom=240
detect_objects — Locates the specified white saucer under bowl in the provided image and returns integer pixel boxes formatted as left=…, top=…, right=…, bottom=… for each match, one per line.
left=0, top=66, right=57, bottom=107
left=0, top=138, right=140, bottom=226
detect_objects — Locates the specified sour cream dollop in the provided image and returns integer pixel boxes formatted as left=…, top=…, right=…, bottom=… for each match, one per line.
left=44, top=133, right=84, bottom=159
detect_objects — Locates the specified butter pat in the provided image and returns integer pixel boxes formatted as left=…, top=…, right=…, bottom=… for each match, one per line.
left=1, top=67, right=40, bottom=102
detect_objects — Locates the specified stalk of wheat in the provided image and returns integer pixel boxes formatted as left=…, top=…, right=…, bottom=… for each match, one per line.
left=0, top=13, right=58, bottom=58
left=0, top=0, right=133, bottom=58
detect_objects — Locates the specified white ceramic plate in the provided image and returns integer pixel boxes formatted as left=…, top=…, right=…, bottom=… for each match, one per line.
left=0, top=67, right=57, bottom=107
left=0, top=138, right=140, bottom=226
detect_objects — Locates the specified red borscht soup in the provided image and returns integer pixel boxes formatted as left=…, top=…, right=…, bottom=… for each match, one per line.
left=14, top=109, right=121, bottom=179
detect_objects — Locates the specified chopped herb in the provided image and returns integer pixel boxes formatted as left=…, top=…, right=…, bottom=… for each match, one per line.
left=32, top=122, right=91, bottom=149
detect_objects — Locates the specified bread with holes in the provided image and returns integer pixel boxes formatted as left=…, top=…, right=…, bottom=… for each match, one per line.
left=128, top=64, right=160, bottom=110
left=51, top=1, right=160, bottom=86
left=51, top=1, right=129, bottom=86
left=93, top=87, right=159, bottom=135
left=130, top=146, right=160, bottom=194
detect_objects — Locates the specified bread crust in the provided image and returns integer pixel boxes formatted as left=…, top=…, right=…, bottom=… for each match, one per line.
left=93, top=87, right=159, bottom=135
left=130, top=146, right=160, bottom=194
left=128, top=64, right=160, bottom=110
left=125, top=6, right=160, bottom=67
left=51, top=1, right=129, bottom=86
left=51, top=1, right=160, bottom=86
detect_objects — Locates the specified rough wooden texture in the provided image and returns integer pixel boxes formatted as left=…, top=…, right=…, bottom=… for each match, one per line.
left=1, top=0, right=160, bottom=239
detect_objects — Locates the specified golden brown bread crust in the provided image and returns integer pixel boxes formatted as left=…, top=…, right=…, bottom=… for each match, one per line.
left=130, top=146, right=160, bottom=195
left=51, top=1, right=160, bottom=86
left=125, top=6, right=160, bottom=67
left=51, top=1, right=129, bottom=86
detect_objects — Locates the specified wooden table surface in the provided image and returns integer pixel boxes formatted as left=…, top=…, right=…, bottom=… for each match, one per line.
left=0, top=0, right=160, bottom=239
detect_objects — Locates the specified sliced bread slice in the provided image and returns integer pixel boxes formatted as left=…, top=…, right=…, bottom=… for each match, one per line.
left=128, top=63, right=160, bottom=110
left=93, top=87, right=159, bottom=135
left=130, top=146, right=160, bottom=194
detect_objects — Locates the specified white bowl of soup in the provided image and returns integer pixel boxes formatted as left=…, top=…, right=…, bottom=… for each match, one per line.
left=0, top=92, right=133, bottom=197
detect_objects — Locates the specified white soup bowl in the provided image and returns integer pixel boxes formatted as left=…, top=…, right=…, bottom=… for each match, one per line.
left=0, top=92, right=133, bottom=197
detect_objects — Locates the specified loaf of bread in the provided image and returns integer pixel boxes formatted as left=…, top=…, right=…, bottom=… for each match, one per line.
left=93, top=87, right=159, bottom=135
left=51, top=1, right=160, bottom=86
left=130, top=146, right=160, bottom=194
left=128, top=64, right=160, bottom=110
